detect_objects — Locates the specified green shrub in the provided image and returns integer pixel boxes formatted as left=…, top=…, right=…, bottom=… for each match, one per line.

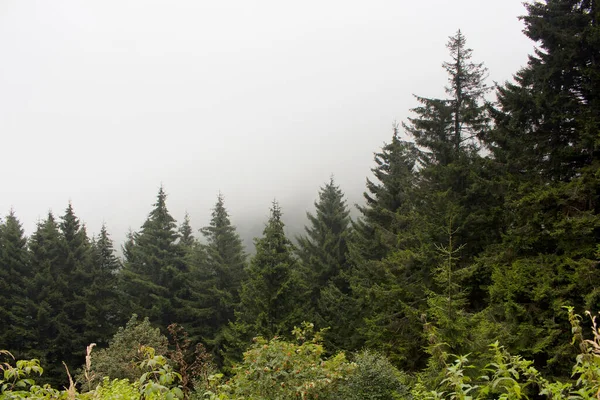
left=207, top=322, right=356, bottom=400
left=334, top=349, right=411, bottom=399
left=81, top=314, right=168, bottom=388
left=91, top=378, right=140, bottom=399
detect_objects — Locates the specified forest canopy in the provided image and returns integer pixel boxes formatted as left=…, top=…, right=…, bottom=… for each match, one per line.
left=0, top=0, right=599, bottom=398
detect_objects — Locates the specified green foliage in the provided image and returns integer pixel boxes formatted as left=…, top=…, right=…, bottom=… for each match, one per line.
left=348, top=127, right=424, bottom=367
left=411, top=308, right=600, bottom=399
left=27, top=209, right=86, bottom=386
left=334, top=350, right=410, bottom=400
left=82, top=314, right=168, bottom=387
left=229, top=201, right=306, bottom=364
left=91, top=377, right=140, bottom=400
left=138, top=346, right=184, bottom=399
left=0, top=211, right=34, bottom=359
left=0, top=345, right=183, bottom=399
left=85, top=224, right=122, bottom=347
left=210, top=322, right=355, bottom=400
left=479, top=0, right=600, bottom=375
left=296, top=178, right=352, bottom=350
left=190, top=194, right=246, bottom=363
left=120, top=186, right=186, bottom=328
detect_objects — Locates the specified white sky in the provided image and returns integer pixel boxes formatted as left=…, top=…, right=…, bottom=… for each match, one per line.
left=0, top=1, right=534, bottom=248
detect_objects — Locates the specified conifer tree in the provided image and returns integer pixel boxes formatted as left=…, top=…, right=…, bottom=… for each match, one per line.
left=193, top=194, right=246, bottom=360
left=119, top=187, right=185, bottom=328
left=296, top=178, right=352, bottom=347
left=404, top=30, right=489, bottom=165
left=297, top=178, right=351, bottom=295
left=178, top=213, right=196, bottom=249
left=402, top=30, right=498, bottom=314
left=482, top=0, right=600, bottom=375
left=352, top=127, right=419, bottom=263
left=0, top=211, right=33, bottom=358
left=228, top=202, right=305, bottom=361
left=85, top=224, right=122, bottom=346
left=58, top=203, right=94, bottom=360
left=28, top=212, right=69, bottom=384
left=346, top=129, right=423, bottom=366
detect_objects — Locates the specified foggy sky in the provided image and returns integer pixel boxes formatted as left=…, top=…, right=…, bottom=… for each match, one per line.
left=0, top=1, right=534, bottom=249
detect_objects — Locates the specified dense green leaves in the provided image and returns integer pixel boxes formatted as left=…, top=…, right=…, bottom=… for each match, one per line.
left=120, top=186, right=186, bottom=328
left=190, top=194, right=246, bottom=362
left=0, top=212, right=33, bottom=359
left=0, top=1, right=598, bottom=389
left=233, top=202, right=305, bottom=342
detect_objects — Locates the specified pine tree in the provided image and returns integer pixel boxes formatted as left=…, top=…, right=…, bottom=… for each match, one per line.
left=28, top=212, right=69, bottom=385
left=192, top=194, right=246, bottom=361
left=352, top=126, right=419, bottom=263
left=0, top=210, right=33, bottom=358
left=404, top=30, right=489, bottom=165
left=227, top=202, right=305, bottom=363
left=297, top=178, right=351, bottom=295
left=482, top=0, right=600, bottom=376
left=85, top=224, right=122, bottom=346
left=424, top=215, right=470, bottom=356
left=179, top=213, right=196, bottom=249
left=119, top=186, right=185, bottom=328
left=346, top=128, right=424, bottom=367
left=296, top=178, right=352, bottom=348
left=58, top=203, right=94, bottom=362
left=403, top=30, right=499, bottom=313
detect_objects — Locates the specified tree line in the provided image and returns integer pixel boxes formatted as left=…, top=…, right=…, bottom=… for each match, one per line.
left=1, top=0, right=598, bottom=388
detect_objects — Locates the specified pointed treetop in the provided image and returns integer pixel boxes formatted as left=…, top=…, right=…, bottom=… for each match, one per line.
left=156, top=185, right=167, bottom=208
left=179, top=212, right=195, bottom=247
left=443, top=29, right=488, bottom=99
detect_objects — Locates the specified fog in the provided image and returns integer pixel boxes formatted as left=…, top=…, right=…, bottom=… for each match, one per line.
left=0, top=1, right=533, bottom=249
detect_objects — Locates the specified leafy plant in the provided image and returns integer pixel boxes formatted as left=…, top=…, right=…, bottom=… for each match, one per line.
left=80, top=314, right=169, bottom=387
left=209, top=322, right=355, bottom=399
left=334, top=349, right=411, bottom=399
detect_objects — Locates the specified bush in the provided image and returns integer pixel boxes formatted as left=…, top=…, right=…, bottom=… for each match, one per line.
left=334, top=349, right=411, bottom=399
left=208, top=322, right=356, bottom=400
left=80, top=314, right=169, bottom=389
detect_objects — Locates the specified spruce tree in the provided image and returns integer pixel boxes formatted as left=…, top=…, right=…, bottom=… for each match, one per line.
left=482, top=0, right=600, bottom=375
left=85, top=224, right=122, bottom=346
left=193, top=194, right=246, bottom=360
left=179, top=213, right=196, bottom=249
left=119, top=187, right=185, bottom=328
left=28, top=212, right=69, bottom=384
left=297, top=177, right=351, bottom=295
left=403, top=30, right=498, bottom=314
left=347, top=129, right=424, bottom=367
left=227, top=201, right=305, bottom=362
left=0, top=211, right=33, bottom=358
left=404, top=30, right=489, bottom=165
left=352, top=126, right=419, bottom=263
left=58, top=203, right=94, bottom=362
left=296, top=178, right=352, bottom=348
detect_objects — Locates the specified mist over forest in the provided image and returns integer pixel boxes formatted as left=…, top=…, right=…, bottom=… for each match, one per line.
left=1, top=1, right=599, bottom=399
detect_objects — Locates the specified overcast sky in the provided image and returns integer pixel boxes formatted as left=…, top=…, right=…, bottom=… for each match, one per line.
left=0, top=1, right=534, bottom=248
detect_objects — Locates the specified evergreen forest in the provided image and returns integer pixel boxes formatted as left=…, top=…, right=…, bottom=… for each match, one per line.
left=1, top=1, right=599, bottom=398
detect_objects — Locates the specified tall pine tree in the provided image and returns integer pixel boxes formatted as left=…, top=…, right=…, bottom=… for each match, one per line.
left=195, top=195, right=246, bottom=356
left=119, top=187, right=185, bottom=328
left=482, top=0, right=600, bottom=376
left=85, top=224, right=122, bottom=347
left=58, top=203, right=94, bottom=364
left=296, top=178, right=352, bottom=349
left=28, top=212, right=70, bottom=385
left=0, top=210, right=33, bottom=358
left=226, top=202, right=305, bottom=364
left=348, top=129, right=425, bottom=369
